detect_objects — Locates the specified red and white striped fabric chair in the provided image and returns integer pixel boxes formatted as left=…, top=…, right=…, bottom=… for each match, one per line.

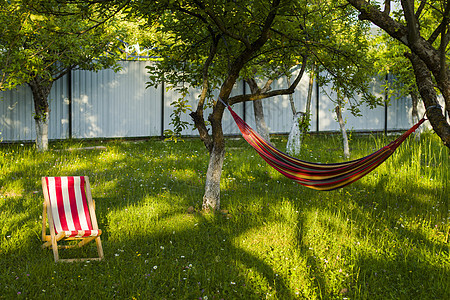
left=41, top=176, right=104, bottom=262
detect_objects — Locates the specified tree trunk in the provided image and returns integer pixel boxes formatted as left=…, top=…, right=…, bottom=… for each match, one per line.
left=202, top=143, right=225, bottom=211
left=253, top=100, right=271, bottom=142
left=245, top=77, right=272, bottom=143
left=202, top=99, right=227, bottom=211
left=28, top=77, right=53, bottom=151
left=286, top=112, right=305, bottom=156
left=407, top=53, right=450, bottom=150
left=410, top=90, right=422, bottom=141
left=35, top=117, right=49, bottom=151
left=286, top=74, right=302, bottom=154
left=303, top=66, right=314, bottom=137
left=335, top=104, right=350, bottom=159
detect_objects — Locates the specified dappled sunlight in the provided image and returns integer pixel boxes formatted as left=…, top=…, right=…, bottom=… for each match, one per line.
left=106, top=192, right=196, bottom=243
left=0, top=134, right=447, bottom=298
left=171, top=168, right=204, bottom=186
left=0, top=195, right=42, bottom=255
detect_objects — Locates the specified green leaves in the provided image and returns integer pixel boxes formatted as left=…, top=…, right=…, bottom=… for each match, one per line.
left=0, top=0, right=123, bottom=90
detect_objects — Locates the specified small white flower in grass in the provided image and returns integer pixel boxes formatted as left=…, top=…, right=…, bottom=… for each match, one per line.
left=230, top=282, right=236, bottom=285
left=160, top=246, right=164, bottom=250
left=153, top=265, right=157, bottom=270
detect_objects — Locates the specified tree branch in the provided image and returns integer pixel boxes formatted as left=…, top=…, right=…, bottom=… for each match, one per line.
left=190, top=35, right=219, bottom=152
left=415, top=0, right=427, bottom=19
left=401, top=0, right=420, bottom=45
left=383, top=0, right=391, bottom=15
left=228, top=55, right=307, bottom=105
left=347, top=0, right=409, bottom=45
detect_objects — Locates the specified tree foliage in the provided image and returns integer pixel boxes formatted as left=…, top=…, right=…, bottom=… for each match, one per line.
left=0, top=0, right=126, bottom=150
left=118, top=0, right=380, bottom=209
left=346, top=0, right=450, bottom=150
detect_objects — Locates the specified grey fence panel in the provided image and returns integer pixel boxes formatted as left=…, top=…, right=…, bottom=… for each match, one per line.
left=0, top=85, right=34, bottom=141
left=317, top=77, right=388, bottom=132
left=1, top=61, right=422, bottom=143
left=0, top=77, right=69, bottom=142
left=263, top=73, right=316, bottom=133
left=49, top=76, right=70, bottom=140
left=72, top=61, right=161, bottom=138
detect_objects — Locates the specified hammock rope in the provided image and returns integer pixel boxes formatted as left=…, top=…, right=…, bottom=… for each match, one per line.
left=223, top=101, right=426, bottom=191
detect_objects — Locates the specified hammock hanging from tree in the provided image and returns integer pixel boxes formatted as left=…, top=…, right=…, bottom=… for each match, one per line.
left=224, top=102, right=426, bottom=191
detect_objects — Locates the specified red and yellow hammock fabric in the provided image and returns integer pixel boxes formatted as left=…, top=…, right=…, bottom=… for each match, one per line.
left=226, top=104, right=426, bottom=191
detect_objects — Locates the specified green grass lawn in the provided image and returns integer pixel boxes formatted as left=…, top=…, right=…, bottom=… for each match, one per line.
left=0, top=132, right=448, bottom=299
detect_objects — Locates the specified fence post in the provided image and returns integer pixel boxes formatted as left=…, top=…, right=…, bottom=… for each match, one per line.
left=316, top=79, right=319, bottom=132
left=384, top=74, right=388, bottom=136
left=161, top=80, right=165, bottom=138
left=243, top=80, right=246, bottom=123
left=68, top=68, right=72, bottom=139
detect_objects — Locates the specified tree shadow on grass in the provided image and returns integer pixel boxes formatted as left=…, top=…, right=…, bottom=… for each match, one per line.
left=0, top=179, right=300, bottom=299
left=1, top=138, right=447, bottom=299
left=291, top=174, right=449, bottom=299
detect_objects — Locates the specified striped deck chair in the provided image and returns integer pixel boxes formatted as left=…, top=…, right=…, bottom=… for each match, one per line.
left=41, top=176, right=104, bottom=262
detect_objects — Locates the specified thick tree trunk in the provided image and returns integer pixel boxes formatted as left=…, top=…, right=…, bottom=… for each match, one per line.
left=286, top=74, right=302, bottom=154
left=408, top=53, right=450, bottom=150
left=202, top=101, right=227, bottom=211
left=335, top=104, right=350, bottom=159
left=35, top=117, right=49, bottom=151
left=28, top=77, right=52, bottom=151
left=202, top=143, right=225, bottom=211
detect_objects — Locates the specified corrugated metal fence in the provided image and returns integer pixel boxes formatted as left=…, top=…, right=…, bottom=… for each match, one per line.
left=0, top=61, right=424, bottom=142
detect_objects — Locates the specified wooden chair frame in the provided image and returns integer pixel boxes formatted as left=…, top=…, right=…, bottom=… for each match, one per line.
left=41, top=176, right=104, bottom=262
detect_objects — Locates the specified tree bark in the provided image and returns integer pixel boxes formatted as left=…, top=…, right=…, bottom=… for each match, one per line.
left=286, top=74, right=302, bottom=155
left=202, top=99, right=227, bottom=211
left=410, top=90, right=422, bottom=141
left=202, top=142, right=225, bottom=211
left=252, top=100, right=271, bottom=142
left=286, top=59, right=310, bottom=154
left=335, top=104, right=350, bottom=159
left=28, top=76, right=53, bottom=151
left=304, top=66, right=314, bottom=136
left=245, top=77, right=272, bottom=143
left=286, top=112, right=305, bottom=156
left=407, top=53, right=450, bottom=148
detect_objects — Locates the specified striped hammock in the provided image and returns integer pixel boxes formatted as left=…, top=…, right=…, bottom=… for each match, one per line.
left=226, top=104, right=425, bottom=191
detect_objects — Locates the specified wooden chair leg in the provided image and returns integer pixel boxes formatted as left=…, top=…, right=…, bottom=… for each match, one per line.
left=51, top=237, right=59, bottom=262
left=95, top=237, right=104, bottom=260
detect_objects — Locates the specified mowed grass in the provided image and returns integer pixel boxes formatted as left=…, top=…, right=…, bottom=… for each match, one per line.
left=0, top=132, right=448, bottom=299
